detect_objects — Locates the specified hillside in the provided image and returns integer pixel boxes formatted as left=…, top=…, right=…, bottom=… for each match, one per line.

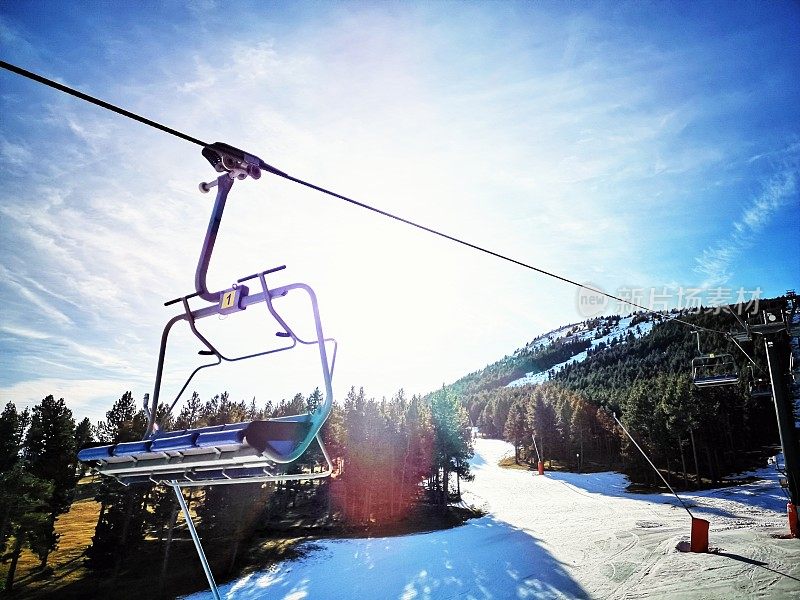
left=443, top=307, right=755, bottom=399
left=507, top=313, right=657, bottom=388
left=441, top=313, right=659, bottom=398
left=440, top=297, right=797, bottom=485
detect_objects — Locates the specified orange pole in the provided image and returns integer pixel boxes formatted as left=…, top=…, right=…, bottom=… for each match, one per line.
left=789, top=503, right=799, bottom=538
left=690, top=518, right=709, bottom=552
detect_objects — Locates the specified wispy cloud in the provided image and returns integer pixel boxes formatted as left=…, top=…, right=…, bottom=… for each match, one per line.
left=0, top=320, right=146, bottom=378
left=22, top=355, right=81, bottom=372
left=65, top=339, right=137, bottom=372
left=17, top=285, right=74, bottom=326
left=695, top=166, right=798, bottom=286
left=0, top=265, right=74, bottom=327
left=184, top=0, right=219, bottom=18
left=0, top=324, right=51, bottom=340
left=0, top=136, right=33, bottom=167
left=0, top=15, right=40, bottom=63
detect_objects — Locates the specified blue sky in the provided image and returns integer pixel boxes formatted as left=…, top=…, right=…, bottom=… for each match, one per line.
left=1, top=1, right=798, bottom=422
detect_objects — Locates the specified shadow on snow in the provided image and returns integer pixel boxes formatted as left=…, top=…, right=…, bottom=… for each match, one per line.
left=542, top=469, right=787, bottom=522
left=183, top=516, right=589, bottom=599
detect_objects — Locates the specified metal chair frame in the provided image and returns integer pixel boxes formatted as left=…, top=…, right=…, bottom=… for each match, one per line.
left=691, top=331, right=738, bottom=388
left=79, top=145, right=338, bottom=599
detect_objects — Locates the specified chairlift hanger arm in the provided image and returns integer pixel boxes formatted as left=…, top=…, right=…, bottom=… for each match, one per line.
left=145, top=145, right=339, bottom=435
left=721, top=305, right=763, bottom=370
left=193, top=141, right=288, bottom=303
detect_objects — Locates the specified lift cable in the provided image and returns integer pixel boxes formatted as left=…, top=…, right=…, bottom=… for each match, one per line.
left=0, top=60, right=207, bottom=147
left=0, top=59, right=737, bottom=339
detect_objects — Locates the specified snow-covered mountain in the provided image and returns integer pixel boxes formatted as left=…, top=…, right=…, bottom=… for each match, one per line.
left=441, top=311, right=668, bottom=398
left=506, top=314, right=658, bottom=388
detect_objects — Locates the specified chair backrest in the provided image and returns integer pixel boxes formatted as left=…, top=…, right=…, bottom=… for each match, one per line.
left=691, top=353, right=738, bottom=387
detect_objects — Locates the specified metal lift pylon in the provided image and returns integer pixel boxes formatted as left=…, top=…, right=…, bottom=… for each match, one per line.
left=750, top=304, right=800, bottom=537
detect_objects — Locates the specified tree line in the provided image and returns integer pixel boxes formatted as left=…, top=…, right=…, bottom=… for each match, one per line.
left=1, top=384, right=473, bottom=593
left=0, top=397, right=91, bottom=591
left=458, top=306, right=787, bottom=486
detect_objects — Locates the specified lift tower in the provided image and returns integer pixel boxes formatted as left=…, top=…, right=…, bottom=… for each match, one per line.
left=750, top=304, right=800, bottom=537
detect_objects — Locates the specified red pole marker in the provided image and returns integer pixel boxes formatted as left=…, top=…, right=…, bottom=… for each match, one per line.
left=788, top=503, right=799, bottom=538
left=690, top=518, right=710, bottom=553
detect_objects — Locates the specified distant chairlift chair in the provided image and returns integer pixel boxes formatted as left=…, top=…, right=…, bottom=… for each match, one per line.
left=747, top=366, right=773, bottom=399
left=690, top=331, right=738, bottom=388
left=78, top=143, right=337, bottom=599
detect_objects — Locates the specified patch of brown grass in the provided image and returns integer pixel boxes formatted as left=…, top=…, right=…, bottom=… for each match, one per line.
left=498, top=456, right=535, bottom=470
left=498, top=456, right=611, bottom=474
left=9, top=497, right=100, bottom=597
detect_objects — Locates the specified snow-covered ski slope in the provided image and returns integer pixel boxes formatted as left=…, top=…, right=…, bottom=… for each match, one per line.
left=506, top=315, right=655, bottom=388
left=184, top=438, right=799, bottom=599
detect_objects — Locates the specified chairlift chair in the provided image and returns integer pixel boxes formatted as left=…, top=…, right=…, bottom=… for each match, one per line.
left=77, top=143, right=338, bottom=599
left=690, top=331, right=738, bottom=388
left=79, top=142, right=337, bottom=486
left=746, top=366, right=772, bottom=399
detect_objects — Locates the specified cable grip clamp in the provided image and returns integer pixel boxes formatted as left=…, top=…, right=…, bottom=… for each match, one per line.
left=199, top=142, right=263, bottom=193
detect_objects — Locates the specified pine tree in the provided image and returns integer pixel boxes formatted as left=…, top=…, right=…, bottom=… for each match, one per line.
left=87, top=392, right=149, bottom=570
left=286, top=392, right=306, bottom=415
left=620, top=380, right=656, bottom=481
left=0, top=465, right=53, bottom=591
left=95, top=391, right=146, bottom=443
left=247, top=397, right=258, bottom=420
left=405, top=394, right=434, bottom=507
left=0, top=402, right=29, bottom=473
left=504, top=398, right=529, bottom=463
left=569, top=396, right=595, bottom=471
left=307, top=387, right=323, bottom=413
left=529, top=389, right=558, bottom=466
left=23, top=395, right=77, bottom=568
left=175, top=391, right=203, bottom=428
left=74, top=417, right=93, bottom=450
left=430, top=387, right=473, bottom=504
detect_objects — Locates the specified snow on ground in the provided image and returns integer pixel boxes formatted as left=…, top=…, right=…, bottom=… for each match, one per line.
left=507, top=315, right=656, bottom=388
left=184, top=438, right=799, bottom=599
left=462, top=440, right=799, bottom=599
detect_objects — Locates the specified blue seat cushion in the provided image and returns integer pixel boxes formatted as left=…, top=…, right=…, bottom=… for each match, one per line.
left=244, top=418, right=310, bottom=456
left=195, top=428, right=247, bottom=448
left=78, top=420, right=314, bottom=466
left=267, top=440, right=299, bottom=456
left=113, top=441, right=151, bottom=456
left=151, top=433, right=197, bottom=452
left=78, top=445, right=113, bottom=461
